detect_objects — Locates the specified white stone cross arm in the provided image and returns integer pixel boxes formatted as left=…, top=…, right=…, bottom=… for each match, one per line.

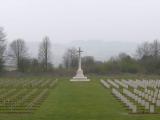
left=77, top=47, right=83, bottom=56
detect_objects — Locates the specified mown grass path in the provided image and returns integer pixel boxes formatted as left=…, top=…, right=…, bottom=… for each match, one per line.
left=0, top=78, right=160, bottom=120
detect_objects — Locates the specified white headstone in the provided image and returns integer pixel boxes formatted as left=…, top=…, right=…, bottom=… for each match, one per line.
left=145, top=102, right=149, bottom=109
left=156, top=100, right=160, bottom=106
left=132, top=105, right=137, bottom=113
left=150, top=105, right=154, bottom=113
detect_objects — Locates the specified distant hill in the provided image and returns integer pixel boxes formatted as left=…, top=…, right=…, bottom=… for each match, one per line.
left=27, top=40, right=139, bottom=66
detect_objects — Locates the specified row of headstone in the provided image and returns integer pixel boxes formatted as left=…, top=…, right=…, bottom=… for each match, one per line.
left=138, top=80, right=160, bottom=88
left=41, top=80, right=51, bottom=87
left=112, top=88, right=137, bottom=113
left=0, top=78, right=56, bottom=88
left=0, top=89, right=17, bottom=99
left=0, top=79, right=58, bottom=113
left=100, top=80, right=110, bottom=88
left=101, top=79, right=160, bottom=113
left=107, top=80, right=119, bottom=89
left=8, top=89, right=27, bottom=101
left=134, top=88, right=160, bottom=107
left=114, top=79, right=128, bottom=89
left=123, top=88, right=155, bottom=113
left=106, top=79, right=160, bottom=95
left=125, top=79, right=160, bottom=89
left=49, top=79, right=58, bottom=87
left=123, top=89, right=136, bottom=100
left=19, top=89, right=38, bottom=104
left=122, top=80, right=138, bottom=89
left=26, top=89, right=49, bottom=110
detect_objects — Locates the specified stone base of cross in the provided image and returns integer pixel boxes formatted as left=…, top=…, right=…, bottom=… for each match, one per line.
left=70, top=68, right=90, bottom=81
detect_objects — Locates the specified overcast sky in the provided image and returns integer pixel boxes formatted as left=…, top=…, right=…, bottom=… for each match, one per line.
left=1, top=0, right=160, bottom=44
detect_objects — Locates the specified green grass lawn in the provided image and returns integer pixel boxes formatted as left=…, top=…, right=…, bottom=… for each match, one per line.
left=0, top=77, right=160, bottom=120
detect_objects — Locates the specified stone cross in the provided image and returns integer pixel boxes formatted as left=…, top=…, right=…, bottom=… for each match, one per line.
left=77, top=47, right=83, bottom=70
left=70, top=47, right=90, bottom=81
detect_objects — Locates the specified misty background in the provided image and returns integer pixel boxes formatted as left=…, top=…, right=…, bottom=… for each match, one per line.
left=1, top=0, right=160, bottom=65
left=25, top=40, right=138, bottom=66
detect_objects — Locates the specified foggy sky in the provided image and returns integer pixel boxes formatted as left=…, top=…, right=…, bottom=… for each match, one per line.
left=1, top=0, right=160, bottom=43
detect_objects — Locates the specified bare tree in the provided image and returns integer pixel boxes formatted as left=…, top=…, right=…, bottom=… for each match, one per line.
left=118, top=53, right=131, bottom=60
left=150, top=40, right=160, bottom=59
left=136, top=40, right=160, bottom=59
left=38, top=36, right=52, bottom=71
left=82, top=56, right=95, bottom=66
left=10, top=39, right=28, bottom=72
left=63, top=47, right=78, bottom=69
left=136, top=42, right=151, bottom=59
left=0, top=27, right=6, bottom=71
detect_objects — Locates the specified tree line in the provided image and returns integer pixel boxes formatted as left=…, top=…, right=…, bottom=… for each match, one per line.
left=0, top=27, right=52, bottom=73
left=60, top=40, right=160, bottom=75
left=1, top=27, right=160, bottom=75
